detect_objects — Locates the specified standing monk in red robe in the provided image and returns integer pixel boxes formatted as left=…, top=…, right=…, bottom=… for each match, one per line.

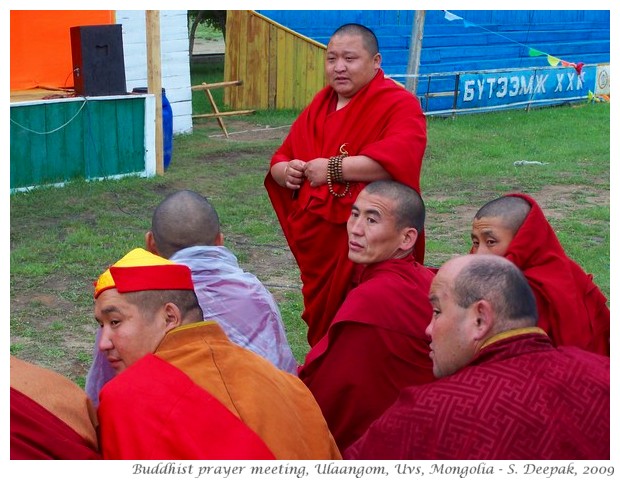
left=470, top=193, right=610, bottom=355
left=265, top=23, right=427, bottom=346
left=346, top=255, right=610, bottom=460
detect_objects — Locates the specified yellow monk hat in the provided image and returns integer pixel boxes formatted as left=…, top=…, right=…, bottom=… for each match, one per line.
left=94, top=248, right=194, bottom=299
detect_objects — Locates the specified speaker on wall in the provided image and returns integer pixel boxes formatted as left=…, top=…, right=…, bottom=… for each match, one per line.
left=70, top=24, right=127, bottom=96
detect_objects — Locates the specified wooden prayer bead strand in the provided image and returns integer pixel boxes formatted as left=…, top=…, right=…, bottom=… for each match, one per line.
left=327, top=154, right=350, bottom=198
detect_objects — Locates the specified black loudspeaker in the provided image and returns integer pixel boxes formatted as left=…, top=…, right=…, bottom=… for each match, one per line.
left=70, top=24, right=127, bottom=96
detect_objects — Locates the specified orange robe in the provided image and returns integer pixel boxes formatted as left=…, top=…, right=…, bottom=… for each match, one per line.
left=10, top=356, right=100, bottom=459
left=98, top=322, right=341, bottom=460
left=265, top=69, right=427, bottom=346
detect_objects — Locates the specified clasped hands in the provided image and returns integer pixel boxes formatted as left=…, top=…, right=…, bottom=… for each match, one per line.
left=284, top=158, right=329, bottom=189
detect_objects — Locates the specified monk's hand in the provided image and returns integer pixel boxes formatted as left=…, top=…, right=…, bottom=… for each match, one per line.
left=304, top=158, right=329, bottom=188
left=284, top=160, right=307, bottom=190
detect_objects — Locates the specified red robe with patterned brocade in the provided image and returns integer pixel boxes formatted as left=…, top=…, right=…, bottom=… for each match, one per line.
left=265, top=69, right=427, bottom=346
left=502, top=193, right=610, bottom=355
left=345, top=329, right=610, bottom=460
left=299, top=255, right=436, bottom=452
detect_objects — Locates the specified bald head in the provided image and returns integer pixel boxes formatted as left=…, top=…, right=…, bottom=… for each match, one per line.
left=474, top=195, right=531, bottom=235
left=363, top=180, right=425, bottom=232
left=442, top=254, right=538, bottom=327
left=427, top=254, right=538, bottom=378
left=150, top=190, right=221, bottom=259
left=331, top=23, right=379, bottom=56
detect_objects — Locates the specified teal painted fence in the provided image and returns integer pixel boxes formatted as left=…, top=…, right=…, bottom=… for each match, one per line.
left=10, top=96, right=147, bottom=191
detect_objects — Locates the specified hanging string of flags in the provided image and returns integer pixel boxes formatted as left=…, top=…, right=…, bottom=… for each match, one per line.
left=442, top=11, right=585, bottom=78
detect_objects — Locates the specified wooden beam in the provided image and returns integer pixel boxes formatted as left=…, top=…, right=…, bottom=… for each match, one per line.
left=192, top=110, right=255, bottom=119
left=145, top=11, right=163, bottom=175
left=191, top=80, right=243, bottom=91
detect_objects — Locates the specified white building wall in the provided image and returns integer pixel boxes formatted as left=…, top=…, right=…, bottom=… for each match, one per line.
left=116, top=10, right=193, bottom=134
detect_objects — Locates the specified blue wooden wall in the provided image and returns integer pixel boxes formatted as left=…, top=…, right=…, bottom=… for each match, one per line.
left=256, top=10, right=610, bottom=75
left=257, top=10, right=609, bottom=113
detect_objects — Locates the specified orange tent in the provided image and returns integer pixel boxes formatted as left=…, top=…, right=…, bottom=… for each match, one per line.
left=11, top=10, right=114, bottom=90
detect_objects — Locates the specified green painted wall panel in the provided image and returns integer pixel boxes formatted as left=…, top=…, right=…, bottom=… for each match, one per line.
left=10, top=107, right=33, bottom=187
left=10, top=96, right=145, bottom=190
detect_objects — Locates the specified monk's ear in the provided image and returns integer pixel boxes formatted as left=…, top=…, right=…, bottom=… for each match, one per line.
left=400, top=227, right=418, bottom=252
left=373, top=52, right=382, bottom=69
left=471, top=299, right=494, bottom=340
left=162, top=302, right=183, bottom=332
left=145, top=230, right=159, bottom=255
left=214, top=232, right=224, bottom=246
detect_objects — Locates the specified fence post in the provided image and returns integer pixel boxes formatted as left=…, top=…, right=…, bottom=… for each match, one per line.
left=406, top=10, right=426, bottom=95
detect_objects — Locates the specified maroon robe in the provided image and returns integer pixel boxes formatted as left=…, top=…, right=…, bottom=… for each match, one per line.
left=11, top=388, right=100, bottom=460
left=345, top=329, right=610, bottom=460
left=265, top=69, right=427, bottom=346
left=299, top=255, right=436, bottom=451
left=10, top=356, right=100, bottom=460
left=503, top=193, right=610, bottom=355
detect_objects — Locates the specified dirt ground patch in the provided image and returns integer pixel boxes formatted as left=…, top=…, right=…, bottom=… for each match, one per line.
left=194, top=118, right=293, bottom=142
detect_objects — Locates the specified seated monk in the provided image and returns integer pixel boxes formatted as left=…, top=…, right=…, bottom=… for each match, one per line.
left=298, top=180, right=435, bottom=452
left=345, top=255, right=610, bottom=460
left=86, top=190, right=298, bottom=407
left=10, top=356, right=100, bottom=459
left=94, top=248, right=340, bottom=460
left=470, top=193, right=609, bottom=355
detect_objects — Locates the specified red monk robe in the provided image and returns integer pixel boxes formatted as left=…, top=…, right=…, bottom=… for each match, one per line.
left=99, top=322, right=341, bottom=460
left=98, top=354, right=275, bottom=460
left=265, top=69, right=427, bottom=346
left=299, top=255, right=436, bottom=452
left=10, top=356, right=100, bottom=460
left=345, top=329, right=610, bottom=460
left=503, top=193, right=610, bottom=355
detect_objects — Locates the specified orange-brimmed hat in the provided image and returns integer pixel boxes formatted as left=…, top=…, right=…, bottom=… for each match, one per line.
left=94, top=248, right=194, bottom=299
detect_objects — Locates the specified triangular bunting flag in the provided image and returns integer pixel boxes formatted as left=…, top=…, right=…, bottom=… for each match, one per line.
left=574, top=62, right=584, bottom=75
left=444, top=11, right=463, bottom=22
left=442, top=11, right=587, bottom=76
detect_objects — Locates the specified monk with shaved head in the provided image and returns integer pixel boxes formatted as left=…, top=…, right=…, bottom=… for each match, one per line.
left=470, top=192, right=609, bottom=355
left=94, top=248, right=340, bottom=460
left=346, top=254, right=610, bottom=460
left=86, top=190, right=298, bottom=408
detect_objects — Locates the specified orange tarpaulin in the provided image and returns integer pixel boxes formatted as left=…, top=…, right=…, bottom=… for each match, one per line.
left=11, top=10, right=114, bottom=90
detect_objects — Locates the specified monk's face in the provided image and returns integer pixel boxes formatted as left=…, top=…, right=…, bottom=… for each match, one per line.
left=470, top=216, right=515, bottom=257
left=426, top=257, right=479, bottom=378
left=95, top=289, right=169, bottom=374
left=347, top=190, right=414, bottom=264
left=325, top=33, right=381, bottom=100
